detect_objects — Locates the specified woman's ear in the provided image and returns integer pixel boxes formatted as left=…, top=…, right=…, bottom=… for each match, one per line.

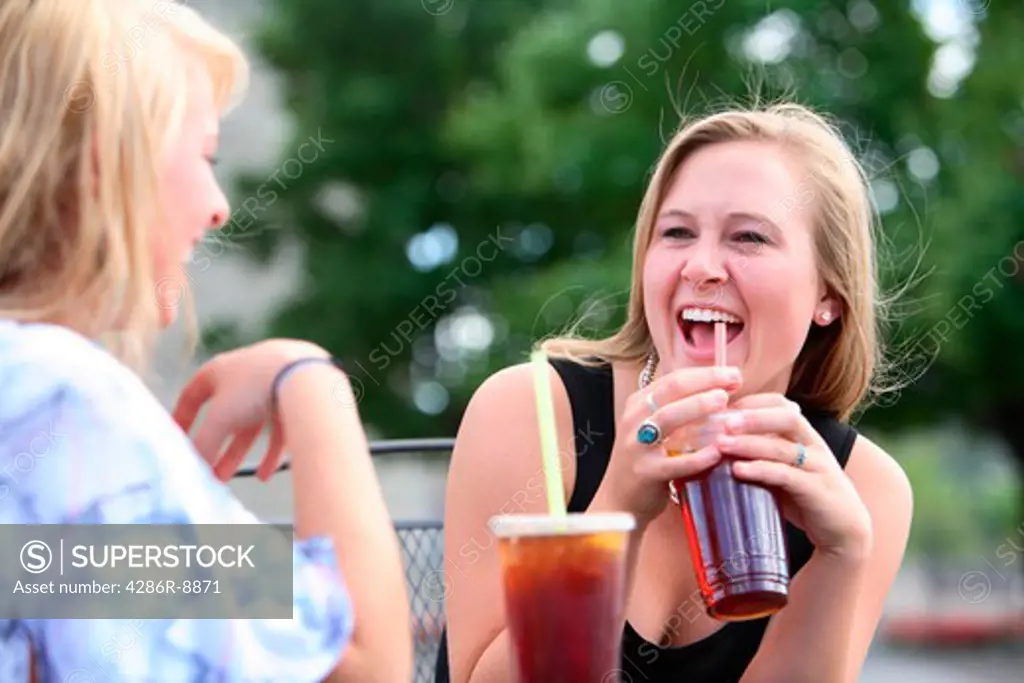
left=813, top=295, right=839, bottom=327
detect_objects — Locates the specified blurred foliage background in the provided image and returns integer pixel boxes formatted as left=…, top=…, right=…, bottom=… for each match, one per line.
left=208, top=0, right=1024, bottom=572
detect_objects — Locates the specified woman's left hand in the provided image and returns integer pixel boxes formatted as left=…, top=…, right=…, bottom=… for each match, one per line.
left=714, top=393, right=873, bottom=560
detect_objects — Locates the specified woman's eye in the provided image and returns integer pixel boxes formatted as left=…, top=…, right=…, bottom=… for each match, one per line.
left=663, top=227, right=695, bottom=239
left=735, top=231, right=769, bottom=245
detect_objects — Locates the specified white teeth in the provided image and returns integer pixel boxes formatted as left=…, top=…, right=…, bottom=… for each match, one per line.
left=680, top=308, right=742, bottom=324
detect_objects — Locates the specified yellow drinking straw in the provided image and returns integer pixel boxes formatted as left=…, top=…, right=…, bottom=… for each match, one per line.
left=530, top=350, right=567, bottom=517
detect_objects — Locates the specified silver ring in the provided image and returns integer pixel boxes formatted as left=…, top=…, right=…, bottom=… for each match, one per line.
left=637, top=419, right=662, bottom=446
left=645, top=391, right=658, bottom=414
left=794, top=443, right=807, bottom=468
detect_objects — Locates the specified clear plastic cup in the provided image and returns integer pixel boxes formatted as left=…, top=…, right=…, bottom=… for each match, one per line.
left=491, top=513, right=636, bottom=683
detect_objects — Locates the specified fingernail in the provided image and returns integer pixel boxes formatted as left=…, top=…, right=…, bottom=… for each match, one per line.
left=717, top=434, right=736, bottom=447
left=716, top=367, right=740, bottom=382
left=725, top=414, right=744, bottom=431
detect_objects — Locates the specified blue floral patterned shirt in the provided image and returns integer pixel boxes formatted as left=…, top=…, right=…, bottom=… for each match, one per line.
left=0, top=320, right=354, bottom=682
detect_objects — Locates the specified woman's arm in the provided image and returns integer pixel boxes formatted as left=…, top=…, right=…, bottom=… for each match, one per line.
left=277, top=363, right=412, bottom=683
left=443, top=363, right=579, bottom=683
left=171, top=341, right=413, bottom=682
left=740, top=435, right=913, bottom=683
left=0, top=330, right=410, bottom=682
left=446, top=360, right=741, bottom=683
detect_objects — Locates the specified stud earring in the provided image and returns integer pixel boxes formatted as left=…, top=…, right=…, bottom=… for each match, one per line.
left=819, top=310, right=832, bottom=324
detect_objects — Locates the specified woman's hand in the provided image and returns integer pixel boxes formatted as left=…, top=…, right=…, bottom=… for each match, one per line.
left=171, top=339, right=334, bottom=482
left=715, top=393, right=873, bottom=560
left=592, top=365, right=744, bottom=529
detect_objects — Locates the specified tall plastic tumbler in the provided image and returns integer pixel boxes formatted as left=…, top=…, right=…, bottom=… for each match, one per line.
left=669, top=412, right=790, bottom=621
left=491, top=513, right=635, bottom=683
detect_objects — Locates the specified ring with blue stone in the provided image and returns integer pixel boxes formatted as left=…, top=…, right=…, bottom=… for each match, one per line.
left=637, top=419, right=663, bottom=446
left=794, top=443, right=807, bottom=468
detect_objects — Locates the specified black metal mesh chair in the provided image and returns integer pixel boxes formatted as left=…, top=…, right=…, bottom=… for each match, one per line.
left=234, top=437, right=453, bottom=683
left=397, top=518, right=447, bottom=683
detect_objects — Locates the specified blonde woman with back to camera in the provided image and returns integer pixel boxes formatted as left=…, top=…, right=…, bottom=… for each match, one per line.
left=0, top=1, right=412, bottom=681
left=438, top=104, right=914, bottom=683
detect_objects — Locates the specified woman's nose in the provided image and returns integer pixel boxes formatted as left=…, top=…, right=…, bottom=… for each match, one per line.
left=679, top=242, right=728, bottom=285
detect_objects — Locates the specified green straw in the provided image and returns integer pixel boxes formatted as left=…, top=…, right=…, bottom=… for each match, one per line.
left=530, top=350, right=567, bottom=517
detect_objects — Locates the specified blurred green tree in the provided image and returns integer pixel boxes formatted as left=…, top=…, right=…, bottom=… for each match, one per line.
left=890, top=432, right=991, bottom=560
left=225, top=0, right=1024, bottom=497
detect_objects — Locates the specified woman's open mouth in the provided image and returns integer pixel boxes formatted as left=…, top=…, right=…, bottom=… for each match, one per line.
left=679, top=307, right=745, bottom=354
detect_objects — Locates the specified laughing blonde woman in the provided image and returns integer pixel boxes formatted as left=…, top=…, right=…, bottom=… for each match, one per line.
left=439, top=103, right=914, bottom=683
left=0, top=1, right=411, bottom=681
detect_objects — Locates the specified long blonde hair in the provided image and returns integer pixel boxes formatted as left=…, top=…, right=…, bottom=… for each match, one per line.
left=0, top=0, right=248, bottom=370
left=541, top=103, right=885, bottom=421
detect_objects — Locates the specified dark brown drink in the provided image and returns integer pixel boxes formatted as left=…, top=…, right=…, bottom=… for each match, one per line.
left=669, top=412, right=789, bottom=621
left=491, top=513, right=635, bottom=683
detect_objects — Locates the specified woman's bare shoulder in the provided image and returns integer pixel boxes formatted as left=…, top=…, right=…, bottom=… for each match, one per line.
left=447, top=360, right=578, bottom=511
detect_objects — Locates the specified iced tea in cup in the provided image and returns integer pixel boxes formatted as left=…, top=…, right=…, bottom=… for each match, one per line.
left=667, top=412, right=790, bottom=621
left=490, top=512, right=635, bottom=683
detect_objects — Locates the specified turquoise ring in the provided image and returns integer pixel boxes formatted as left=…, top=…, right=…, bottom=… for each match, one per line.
left=794, top=443, right=807, bottom=468
left=637, top=419, right=662, bottom=446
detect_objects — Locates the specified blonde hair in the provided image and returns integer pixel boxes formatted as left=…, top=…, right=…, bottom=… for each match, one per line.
left=540, top=103, right=885, bottom=421
left=0, top=0, right=248, bottom=370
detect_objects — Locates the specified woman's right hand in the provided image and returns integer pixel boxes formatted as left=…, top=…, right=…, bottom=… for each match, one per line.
left=172, top=338, right=341, bottom=481
left=592, top=365, right=743, bottom=528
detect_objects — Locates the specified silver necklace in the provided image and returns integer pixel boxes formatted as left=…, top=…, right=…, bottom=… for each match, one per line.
left=638, top=350, right=658, bottom=390
left=637, top=349, right=681, bottom=504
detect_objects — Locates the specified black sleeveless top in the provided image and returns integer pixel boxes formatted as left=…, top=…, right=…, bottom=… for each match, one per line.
left=434, top=358, right=858, bottom=683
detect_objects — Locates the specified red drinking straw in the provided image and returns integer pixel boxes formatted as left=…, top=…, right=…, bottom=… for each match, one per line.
left=714, top=322, right=727, bottom=367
